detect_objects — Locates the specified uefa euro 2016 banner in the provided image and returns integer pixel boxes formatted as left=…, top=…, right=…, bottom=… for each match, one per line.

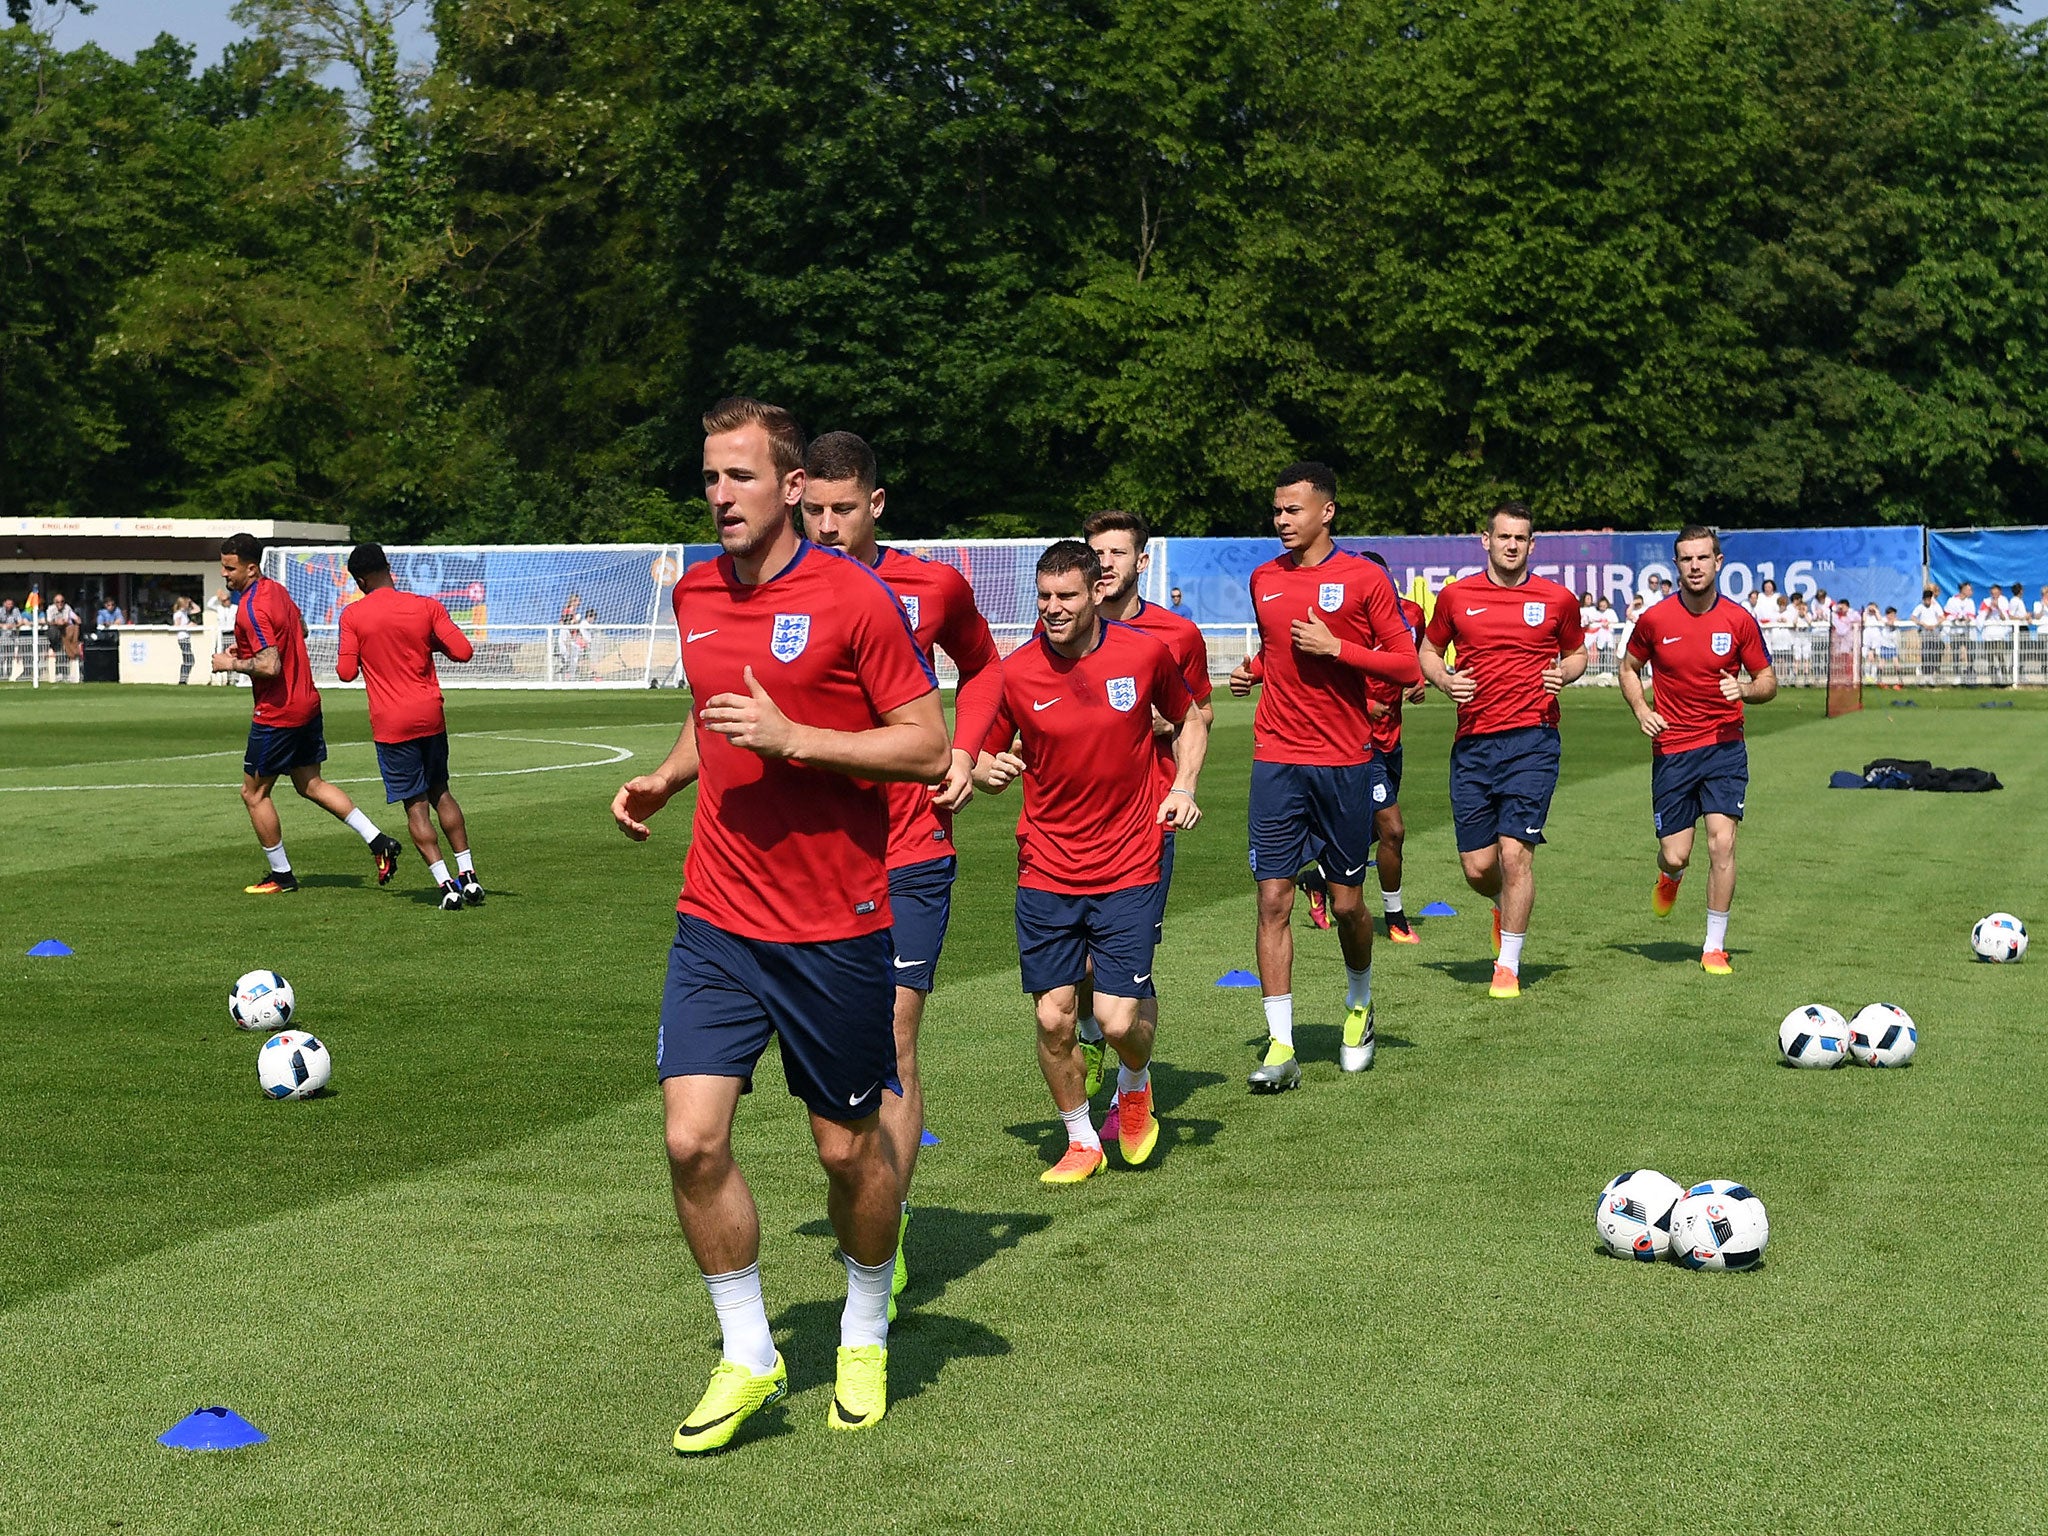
left=1927, top=527, right=2048, bottom=600
left=1157, top=527, right=1927, bottom=624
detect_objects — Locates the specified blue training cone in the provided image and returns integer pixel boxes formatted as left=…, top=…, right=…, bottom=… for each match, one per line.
left=1419, top=901, right=1458, bottom=918
left=919, top=1128, right=940, bottom=1148
left=1215, top=969, right=1261, bottom=987
left=26, top=939, right=73, bottom=957
left=158, top=1406, right=268, bottom=1451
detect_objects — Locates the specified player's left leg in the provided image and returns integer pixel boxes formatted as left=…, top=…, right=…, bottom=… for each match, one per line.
left=1375, top=802, right=1416, bottom=942
left=880, top=855, right=954, bottom=1308
left=1695, top=743, right=1748, bottom=973
left=1487, top=727, right=1562, bottom=998
left=1310, top=762, right=1381, bottom=1068
left=765, top=927, right=900, bottom=1432
left=237, top=771, right=299, bottom=894
left=1089, top=882, right=1162, bottom=1165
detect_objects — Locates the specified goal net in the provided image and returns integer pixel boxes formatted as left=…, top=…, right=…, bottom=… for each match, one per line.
left=1826, top=615, right=1864, bottom=717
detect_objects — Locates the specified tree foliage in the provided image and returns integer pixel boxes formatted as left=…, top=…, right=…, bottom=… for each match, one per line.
left=5, top=0, right=2048, bottom=538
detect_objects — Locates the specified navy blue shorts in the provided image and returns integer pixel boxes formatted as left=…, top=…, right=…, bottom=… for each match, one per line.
left=1150, top=832, right=1177, bottom=942
left=656, top=913, right=899, bottom=1121
left=1016, top=883, right=1160, bottom=999
left=1382, top=745, right=1405, bottom=806
left=244, top=712, right=327, bottom=779
left=1652, top=740, right=1748, bottom=835
left=1450, top=726, right=1561, bottom=853
left=886, top=856, right=956, bottom=994
left=1248, top=760, right=1376, bottom=883
left=374, top=732, right=451, bottom=804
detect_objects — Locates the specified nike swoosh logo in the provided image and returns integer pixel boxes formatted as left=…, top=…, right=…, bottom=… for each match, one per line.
left=893, top=957, right=922, bottom=970
left=686, top=629, right=718, bottom=642
left=682, top=1406, right=744, bottom=1433
left=1133, top=973, right=1151, bottom=983
left=1660, top=636, right=1682, bottom=645
left=1338, top=863, right=1365, bottom=877
left=1033, top=698, right=1059, bottom=711
left=1465, top=607, right=1485, bottom=615
left=1261, top=593, right=1284, bottom=602
left=1525, top=827, right=1542, bottom=835
left=848, top=1082, right=878, bottom=1106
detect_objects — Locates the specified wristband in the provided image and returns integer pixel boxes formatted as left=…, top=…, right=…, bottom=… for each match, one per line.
left=1167, top=787, right=1196, bottom=801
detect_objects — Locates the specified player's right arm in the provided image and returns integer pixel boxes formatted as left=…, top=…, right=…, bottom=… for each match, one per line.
left=1617, top=643, right=1666, bottom=739
left=1417, top=623, right=1475, bottom=704
left=612, top=715, right=702, bottom=840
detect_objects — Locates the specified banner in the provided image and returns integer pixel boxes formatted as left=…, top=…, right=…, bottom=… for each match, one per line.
left=1157, top=527, right=1926, bottom=623
left=1927, top=527, right=2048, bottom=604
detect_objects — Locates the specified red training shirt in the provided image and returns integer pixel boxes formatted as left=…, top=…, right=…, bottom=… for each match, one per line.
left=336, top=586, right=475, bottom=743
left=1368, top=595, right=1426, bottom=753
left=673, top=543, right=938, bottom=944
left=1624, top=594, right=1771, bottom=755
left=1424, top=572, right=1585, bottom=739
left=870, top=546, right=1001, bottom=871
left=953, top=621, right=1191, bottom=895
left=233, top=576, right=321, bottom=728
left=1114, top=596, right=1212, bottom=793
left=1249, top=549, right=1420, bottom=766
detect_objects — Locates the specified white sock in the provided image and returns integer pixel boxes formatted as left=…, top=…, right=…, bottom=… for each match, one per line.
left=702, top=1263, right=777, bottom=1373
left=263, top=842, right=290, bottom=874
left=840, top=1253, right=894, bottom=1350
left=1499, top=931, right=1526, bottom=974
left=1705, top=908, right=1730, bottom=953
left=343, top=808, right=380, bottom=845
left=1116, top=1062, right=1150, bottom=1095
left=1382, top=886, right=1404, bottom=915
left=429, top=859, right=451, bottom=886
left=1078, top=1014, right=1105, bottom=1045
left=1346, top=966, right=1372, bottom=1010
left=1263, top=993, right=1294, bottom=1050
left=1059, top=1102, right=1101, bottom=1150
left=456, top=849, right=474, bottom=875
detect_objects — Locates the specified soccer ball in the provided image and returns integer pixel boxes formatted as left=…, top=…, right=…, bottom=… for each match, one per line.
left=1848, top=1003, right=1918, bottom=1068
left=1669, top=1181, right=1769, bottom=1271
left=230, top=970, right=295, bottom=1031
left=1594, top=1169, right=1685, bottom=1261
left=1971, top=913, right=2028, bottom=963
left=257, top=1031, right=331, bottom=1100
left=1778, top=1004, right=1849, bottom=1069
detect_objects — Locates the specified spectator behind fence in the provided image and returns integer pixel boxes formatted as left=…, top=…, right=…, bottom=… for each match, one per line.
left=0, top=597, right=20, bottom=681
left=2036, top=585, right=2048, bottom=626
left=45, top=593, right=81, bottom=681
left=173, top=596, right=198, bottom=684
left=1168, top=586, right=1193, bottom=619
left=94, top=598, right=123, bottom=631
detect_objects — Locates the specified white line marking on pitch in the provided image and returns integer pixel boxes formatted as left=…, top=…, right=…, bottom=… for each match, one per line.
left=0, top=734, right=634, bottom=792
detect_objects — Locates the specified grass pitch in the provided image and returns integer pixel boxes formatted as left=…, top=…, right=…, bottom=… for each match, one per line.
left=1, top=681, right=2044, bottom=1533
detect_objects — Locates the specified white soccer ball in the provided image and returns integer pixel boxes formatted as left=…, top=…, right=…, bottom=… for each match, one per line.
left=1971, top=913, right=2028, bottom=963
left=1848, top=1003, right=1918, bottom=1068
left=257, top=1031, right=332, bottom=1100
left=1594, top=1169, right=1685, bottom=1261
left=230, top=970, right=296, bottom=1032
left=1669, top=1181, right=1769, bottom=1271
left=1778, top=1004, right=1849, bottom=1069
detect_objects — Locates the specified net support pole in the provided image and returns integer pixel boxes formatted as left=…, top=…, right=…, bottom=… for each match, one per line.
left=29, top=611, right=38, bottom=690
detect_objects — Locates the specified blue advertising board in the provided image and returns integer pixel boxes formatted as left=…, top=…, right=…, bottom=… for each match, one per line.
left=1161, top=527, right=1926, bottom=623
left=1927, top=527, right=2048, bottom=603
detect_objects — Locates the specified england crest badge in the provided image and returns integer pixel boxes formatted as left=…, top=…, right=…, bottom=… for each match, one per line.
left=1711, top=631, right=1733, bottom=656
left=900, top=594, right=921, bottom=631
left=770, top=613, right=811, bottom=662
left=1523, top=601, right=1546, bottom=627
left=1106, top=676, right=1138, bottom=712
left=1319, top=582, right=1345, bottom=613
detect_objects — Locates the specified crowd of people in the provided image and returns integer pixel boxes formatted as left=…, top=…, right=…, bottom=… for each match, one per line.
left=1575, top=576, right=2048, bottom=684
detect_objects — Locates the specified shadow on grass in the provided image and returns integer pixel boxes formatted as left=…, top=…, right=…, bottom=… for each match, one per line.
left=778, top=1206, right=1042, bottom=1398
left=1418, top=959, right=1569, bottom=988
left=1003, top=1062, right=1226, bottom=1168
left=394, top=885, right=522, bottom=906
left=1607, top=941, right=1750, bottom=965
left=297, top=873, right=366, bottom=889
left=1290, top=1023, right=1416, bottom=1059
